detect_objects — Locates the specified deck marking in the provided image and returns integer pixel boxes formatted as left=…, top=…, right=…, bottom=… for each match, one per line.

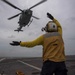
left=0, top=58, right=6, bottom=62
left=18, top=60, right=41, bottom=71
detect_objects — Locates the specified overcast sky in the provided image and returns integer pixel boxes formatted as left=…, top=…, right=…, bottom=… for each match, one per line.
left=0, top=0, right=75, bottom=57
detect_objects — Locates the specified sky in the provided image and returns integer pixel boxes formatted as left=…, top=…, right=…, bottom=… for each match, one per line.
left=0, top=0, right=75, bottom=57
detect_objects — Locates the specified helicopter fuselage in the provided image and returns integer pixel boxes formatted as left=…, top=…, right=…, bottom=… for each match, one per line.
left=1, top=0, right=47, bottom=32
left=18, top=9, right=32, bottom=27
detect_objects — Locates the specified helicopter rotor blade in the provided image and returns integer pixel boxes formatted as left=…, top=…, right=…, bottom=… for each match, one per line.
left=8, top=13, right=21, bottom=20
left=1, top=0, right=23, bottom=12
left=32, top=16, right=40, bottom=20
left=29, top=0, right=47, bottom=10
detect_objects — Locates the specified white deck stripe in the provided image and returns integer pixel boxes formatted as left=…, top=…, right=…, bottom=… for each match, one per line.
left=18, top=60, right=41, bottom=71
left=0, top=58, right=6, bottom=62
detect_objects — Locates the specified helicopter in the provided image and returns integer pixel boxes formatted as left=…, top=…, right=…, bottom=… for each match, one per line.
left=1, top=0, right=47, bottom=32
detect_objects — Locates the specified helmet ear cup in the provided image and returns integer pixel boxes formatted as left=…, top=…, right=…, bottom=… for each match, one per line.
left=47, top=22, right=57, bottom=32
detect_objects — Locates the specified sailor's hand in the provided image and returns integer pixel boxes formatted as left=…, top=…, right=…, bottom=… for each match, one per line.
left=10, top=41, right=21, bottom=46
left=47, top=12, right=54, bottom=20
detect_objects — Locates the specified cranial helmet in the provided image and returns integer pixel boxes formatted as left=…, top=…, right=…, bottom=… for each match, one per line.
left=45, top=21, right=57, bottom=32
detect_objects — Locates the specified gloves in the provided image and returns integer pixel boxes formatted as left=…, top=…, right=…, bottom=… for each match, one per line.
left=10, top=41, right=21, bottom=46
left=47, top=12, right=54, bottom=20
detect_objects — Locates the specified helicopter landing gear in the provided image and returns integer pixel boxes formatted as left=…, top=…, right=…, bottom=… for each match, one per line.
left=27, top=19, right=33, bottom=27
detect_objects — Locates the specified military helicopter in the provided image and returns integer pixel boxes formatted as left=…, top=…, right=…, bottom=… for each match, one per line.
left=1, top=0, right=47, bottom=32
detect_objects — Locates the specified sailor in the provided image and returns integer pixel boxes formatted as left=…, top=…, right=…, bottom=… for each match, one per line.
left=10, top=12, right=68, bottom=75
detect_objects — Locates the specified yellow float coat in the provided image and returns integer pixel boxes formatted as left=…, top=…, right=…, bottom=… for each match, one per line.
left=20, top=18, right=66, bottom=62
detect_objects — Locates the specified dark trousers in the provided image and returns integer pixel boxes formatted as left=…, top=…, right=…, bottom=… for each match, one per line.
left=41, top=60, right=68, bottom=75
